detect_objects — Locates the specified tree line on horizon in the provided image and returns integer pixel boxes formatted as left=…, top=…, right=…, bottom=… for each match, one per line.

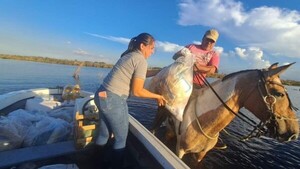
left=0, top=54, right=114, bottom=68
left=1, top=54, right=299, bottom=86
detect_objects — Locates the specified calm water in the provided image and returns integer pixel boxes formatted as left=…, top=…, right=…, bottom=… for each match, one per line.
left=1, top=59, right=300, bottom=169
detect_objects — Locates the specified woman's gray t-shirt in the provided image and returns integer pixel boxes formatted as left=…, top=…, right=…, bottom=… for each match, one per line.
left=102, top=50, right=147, bottom=97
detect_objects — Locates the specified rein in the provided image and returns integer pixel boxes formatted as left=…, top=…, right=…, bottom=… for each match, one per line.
left=198, top=73, right=258, bottom=127
left=193, top=68, right=260, bottom=139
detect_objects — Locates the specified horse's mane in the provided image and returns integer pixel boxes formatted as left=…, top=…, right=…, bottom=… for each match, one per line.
left=222, top=69, right=259, bottom=82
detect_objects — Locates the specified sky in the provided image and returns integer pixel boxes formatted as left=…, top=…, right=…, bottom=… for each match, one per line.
left=0, top=0, right=300, bottom=81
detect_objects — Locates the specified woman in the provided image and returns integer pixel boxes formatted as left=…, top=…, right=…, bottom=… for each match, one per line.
left=94, top=32, right=166, bottom=168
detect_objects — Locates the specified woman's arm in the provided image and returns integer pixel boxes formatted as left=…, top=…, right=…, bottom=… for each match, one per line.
left=131, top=77, right=166, bottom=106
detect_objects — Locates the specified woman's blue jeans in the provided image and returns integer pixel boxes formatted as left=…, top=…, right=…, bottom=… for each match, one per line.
left=94, top=86, right=129, bottom=149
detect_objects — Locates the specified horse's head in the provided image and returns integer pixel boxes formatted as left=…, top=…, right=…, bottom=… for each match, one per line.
left=245, top=63, right=299, bottom=142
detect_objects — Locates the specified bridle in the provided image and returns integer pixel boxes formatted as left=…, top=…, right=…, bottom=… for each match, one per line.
left=257, top=70, right=298, bottom=120
left=253, top=70, right=299, bottom=140
left=193, top=68, right=298, bottom=140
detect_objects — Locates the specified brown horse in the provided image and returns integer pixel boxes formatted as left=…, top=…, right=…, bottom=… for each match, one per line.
left=152, top=63, right=299, bottom=162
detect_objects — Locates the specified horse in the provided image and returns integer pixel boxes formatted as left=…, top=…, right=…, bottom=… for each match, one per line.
left=152, top=62, right=299, bottom=163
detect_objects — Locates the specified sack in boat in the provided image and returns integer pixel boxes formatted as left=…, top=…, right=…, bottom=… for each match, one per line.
left=0, top=116, right=23, bottom=151
left=23, top=116, right=72, bottom=146
left=145, top=48, right=194, bottom=121
left=0, top=109, right=35, bottom=151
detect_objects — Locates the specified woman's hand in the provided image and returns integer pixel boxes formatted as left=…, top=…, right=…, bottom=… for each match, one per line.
left=157, top=95, right=167, bottom=107
left=131, top=78, right=167, bottom=106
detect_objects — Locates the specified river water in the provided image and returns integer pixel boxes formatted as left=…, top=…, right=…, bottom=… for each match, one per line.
left=0, top=59, right=299, bottom=169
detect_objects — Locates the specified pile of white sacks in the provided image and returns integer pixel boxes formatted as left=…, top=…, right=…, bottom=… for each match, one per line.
left=0, top=97, right=74, bottom=151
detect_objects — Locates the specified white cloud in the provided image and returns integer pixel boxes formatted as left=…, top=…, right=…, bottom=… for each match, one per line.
left=192, top=40, right=201, bottom=45
left=214, top=46, right=224, bottom=54
left=178, top=0, right=246, bottom=26
left=234, top=47, right=270, bottom=68
left=156, top=41, right=183, bottom=53
left=178, top=0, right=300, bottom=58
left=85, top=32, right=130, bottom=44
left=235, top=47, right=246, bottom=58
left=72, top=48, right=112, bottom=63
left=73, top=48, right=91, bottom=56
left=283, top=62, right=291, bottom=65
left=86, top=32, right=184, bottom=53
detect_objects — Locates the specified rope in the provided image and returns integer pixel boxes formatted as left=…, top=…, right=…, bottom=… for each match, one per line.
left=222, top=129, right=242, bottom=140
left=194, top=105, right=218, bottom=139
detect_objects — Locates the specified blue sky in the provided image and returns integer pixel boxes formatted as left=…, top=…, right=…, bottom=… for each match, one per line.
left=1, top=0, right=300, bottom=81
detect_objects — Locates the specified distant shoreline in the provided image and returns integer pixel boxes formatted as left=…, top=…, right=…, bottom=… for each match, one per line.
left=1, top=54, right=299, bottom=86
left=0, top=54, right=114, bottom=68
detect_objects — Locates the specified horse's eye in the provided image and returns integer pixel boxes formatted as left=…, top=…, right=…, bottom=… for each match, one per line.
left=269, top=88, right=284, bottom=97
left=272, top=91, right=284, bottom=97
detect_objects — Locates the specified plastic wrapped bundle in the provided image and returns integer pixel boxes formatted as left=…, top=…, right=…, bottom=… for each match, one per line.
left=145, top=48, right=194, bottom=121
left=0, top=107, right=73, bottom=149
left=0, top=119, right=23, bottom=151
left=23, top=115, right=72, bottom=146
left=0, top=109, right=35, bottom=151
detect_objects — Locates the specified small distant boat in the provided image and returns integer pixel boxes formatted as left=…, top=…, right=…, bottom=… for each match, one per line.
left=0, top=87, right=189, bottom=169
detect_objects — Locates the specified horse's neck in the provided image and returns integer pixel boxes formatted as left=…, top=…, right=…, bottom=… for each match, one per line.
left=182, top=77, right=245, bottom=132
left=197, top=78, right=239, bottom=116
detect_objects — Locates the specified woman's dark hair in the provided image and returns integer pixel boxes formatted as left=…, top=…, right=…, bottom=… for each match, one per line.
left=120, top=33, right=155, bottom=57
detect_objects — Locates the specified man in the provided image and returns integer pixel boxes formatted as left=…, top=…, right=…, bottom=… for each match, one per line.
left=173, top=29, right=220, bottom=88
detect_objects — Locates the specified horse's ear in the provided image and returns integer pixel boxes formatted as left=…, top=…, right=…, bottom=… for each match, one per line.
left=264, top=62, right=295, bottom=78
left=269, top=62, right=279, bottom=69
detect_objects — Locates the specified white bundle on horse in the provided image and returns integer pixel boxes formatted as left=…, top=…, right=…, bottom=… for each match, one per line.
left=145, top=48, right=195, bottom=121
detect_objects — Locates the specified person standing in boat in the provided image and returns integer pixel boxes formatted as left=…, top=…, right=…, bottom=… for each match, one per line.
left=94, top=32, right=167, bottom=169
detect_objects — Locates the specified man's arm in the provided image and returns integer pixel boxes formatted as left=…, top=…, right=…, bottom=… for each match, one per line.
left=193, top=63, right=217, bottom=74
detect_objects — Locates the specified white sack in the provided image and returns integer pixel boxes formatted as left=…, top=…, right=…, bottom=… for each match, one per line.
left=0, top=109, right=36, bottom=151
left=23, top=115, right=72, bottom=146
left=25, top=97, right=61, bottom=113
left=145, top=48, right=194, bottom=121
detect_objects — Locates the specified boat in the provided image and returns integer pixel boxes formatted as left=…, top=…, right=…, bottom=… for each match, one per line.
left=0, top=86, right=189, bottom=169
